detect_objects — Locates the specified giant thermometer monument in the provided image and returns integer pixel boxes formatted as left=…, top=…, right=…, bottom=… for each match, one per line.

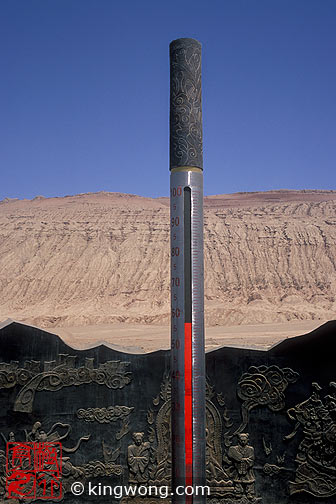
left=170, top=38, right=206, bottom=503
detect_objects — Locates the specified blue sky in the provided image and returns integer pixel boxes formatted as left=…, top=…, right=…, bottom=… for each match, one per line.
left=1, top=0, right=335, bottom=199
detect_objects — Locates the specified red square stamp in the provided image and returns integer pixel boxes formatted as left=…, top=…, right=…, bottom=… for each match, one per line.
left=6, top=442, right=62, bottom=500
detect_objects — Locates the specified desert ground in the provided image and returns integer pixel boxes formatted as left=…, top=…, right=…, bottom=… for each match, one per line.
left=50, top=319, right=324, bottom=353
left=0, top=189, right=335, bottom=352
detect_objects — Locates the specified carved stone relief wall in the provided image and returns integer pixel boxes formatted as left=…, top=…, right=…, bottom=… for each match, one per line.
left=0, top=319, right=335, bottom=503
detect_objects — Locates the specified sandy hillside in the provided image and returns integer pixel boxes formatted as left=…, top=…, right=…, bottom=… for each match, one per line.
left=0, top=190, right=335, bottom=339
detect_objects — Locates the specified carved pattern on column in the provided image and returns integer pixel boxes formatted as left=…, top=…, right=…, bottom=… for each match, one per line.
left=170, top=38, right=203, bottom=170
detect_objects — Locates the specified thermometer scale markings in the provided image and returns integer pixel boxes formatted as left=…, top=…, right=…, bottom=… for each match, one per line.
left=184, top=187, right=192, bottom=489
left=170, top=172, right=205, bottom=503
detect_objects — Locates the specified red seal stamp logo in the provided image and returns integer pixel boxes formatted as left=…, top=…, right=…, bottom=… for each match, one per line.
left=6, top=442, right=62, bottom=500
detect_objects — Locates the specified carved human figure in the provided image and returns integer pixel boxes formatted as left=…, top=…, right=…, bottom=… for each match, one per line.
left=128, top=432, right=150, bottom=483
left=25, top=419, right=90, bottom=464
left=286, top=382, right=328, bottom=463
left=285, top=381, right=336, bottom=497
left=37, top=430, right=48, bottom=442
left=27, top=421, right=42, bottom=441
left=228, top=433, right=255, bottom=499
